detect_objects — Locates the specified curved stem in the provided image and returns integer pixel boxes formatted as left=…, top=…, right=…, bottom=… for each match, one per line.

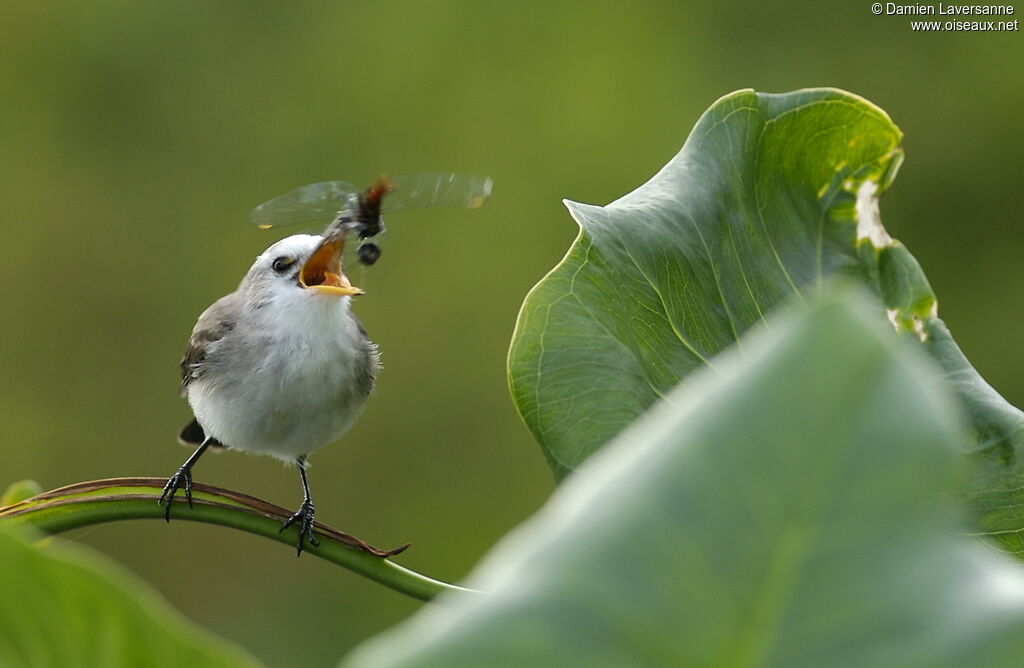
left=0, top=477, right=477, bottom=602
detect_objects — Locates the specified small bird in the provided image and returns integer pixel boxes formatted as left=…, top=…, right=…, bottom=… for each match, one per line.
left=160, top=231, right=378, bottom=554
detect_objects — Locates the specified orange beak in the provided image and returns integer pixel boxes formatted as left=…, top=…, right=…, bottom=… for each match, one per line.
left=299, top=236, right=363, bottom=296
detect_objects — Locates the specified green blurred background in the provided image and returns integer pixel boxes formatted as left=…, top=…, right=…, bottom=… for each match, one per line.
left=1, top=1, right=1020, bottom=665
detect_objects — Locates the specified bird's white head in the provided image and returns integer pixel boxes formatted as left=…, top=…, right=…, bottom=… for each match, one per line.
left=240, top=234, right=363, bottom=310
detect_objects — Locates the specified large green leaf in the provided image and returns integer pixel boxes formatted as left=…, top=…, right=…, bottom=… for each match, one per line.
left=507, top=88, right=1024, bottom=550
left=350, top=291, right=1024, bottom=667
left=0, top=527, right=261, bottom=667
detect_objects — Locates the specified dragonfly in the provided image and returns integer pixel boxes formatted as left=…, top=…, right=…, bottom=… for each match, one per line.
left=251, top=173, right=493, bottom=266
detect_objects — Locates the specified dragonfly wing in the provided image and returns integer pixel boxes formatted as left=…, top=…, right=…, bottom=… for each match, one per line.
left=385, top=173, right=493, bottom=213
left=250, top=181, right=361, bottom=229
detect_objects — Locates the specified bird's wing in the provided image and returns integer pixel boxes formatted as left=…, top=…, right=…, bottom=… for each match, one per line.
left=179, top=293, right=240, bottom=397
left=350, top=313, right=380, bottom=397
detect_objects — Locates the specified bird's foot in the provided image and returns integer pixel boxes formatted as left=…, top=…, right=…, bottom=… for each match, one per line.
left=158, top=467, right=193, bottom=522
left=279, top=500, right=320, bottom=556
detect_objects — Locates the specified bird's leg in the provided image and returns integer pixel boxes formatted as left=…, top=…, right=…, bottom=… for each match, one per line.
left=159, top=438, right=213, bottom=522
left=279, top=456, right=320, bottom=556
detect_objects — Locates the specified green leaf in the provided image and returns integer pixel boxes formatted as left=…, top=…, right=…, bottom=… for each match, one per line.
left=506, top=88, right=1024, bottom=551
left=0, top=526, right=262, bottom=668
left=509, top=88, right=904, bottom=478
left=350, top=291, right=1024, bottom=667
left=0, top=478, right=471, bottom=602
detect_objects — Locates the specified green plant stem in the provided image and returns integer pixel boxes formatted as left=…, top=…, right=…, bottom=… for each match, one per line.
left=0, top=477, right=477, bottom=602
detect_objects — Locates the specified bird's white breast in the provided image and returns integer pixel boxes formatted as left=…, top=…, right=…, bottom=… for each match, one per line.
left=187, top=294, right=371, bottom=462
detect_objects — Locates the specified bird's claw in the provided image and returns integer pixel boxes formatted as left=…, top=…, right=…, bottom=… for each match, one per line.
left=280, top=500, right=320, bottom=556
left=158, top=467, right=193, bottom=522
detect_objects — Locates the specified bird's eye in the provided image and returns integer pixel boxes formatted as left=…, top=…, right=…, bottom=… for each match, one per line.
left=272, top=256, right=296, bottom=274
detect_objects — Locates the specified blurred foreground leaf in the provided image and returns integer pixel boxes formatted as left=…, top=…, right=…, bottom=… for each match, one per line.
left=507, top=87, right=1024, bottom=551
left=351, top=291, right=1024, bottom=667
left=0, top=527, right=262, bottom=668
left=1, top=480, right=42, bottom=506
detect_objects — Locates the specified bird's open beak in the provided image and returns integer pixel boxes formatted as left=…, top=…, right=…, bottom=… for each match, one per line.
left=299, top=236, right=363, bottom=297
